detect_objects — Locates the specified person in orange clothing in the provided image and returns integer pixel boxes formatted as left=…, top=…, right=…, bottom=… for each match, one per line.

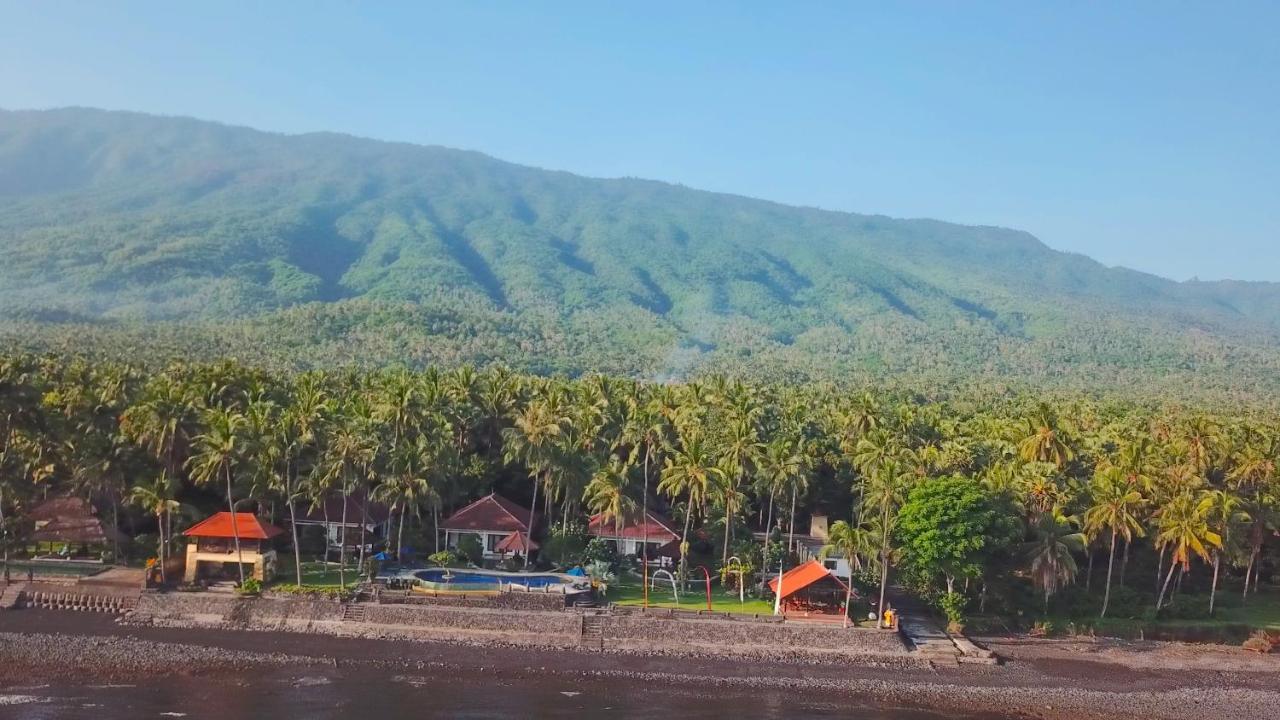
left=883, top=606, right=896, bottom=629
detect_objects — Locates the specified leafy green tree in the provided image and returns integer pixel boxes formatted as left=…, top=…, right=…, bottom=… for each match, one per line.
left=895, top=475, right=1020, bottom=595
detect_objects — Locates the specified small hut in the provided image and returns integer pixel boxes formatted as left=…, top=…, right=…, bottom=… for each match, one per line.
left=767, top=559, right=853, bottom=615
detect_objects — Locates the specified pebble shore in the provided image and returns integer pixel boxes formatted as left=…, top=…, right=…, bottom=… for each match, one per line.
left=1, top=611, right=1277, bottom=720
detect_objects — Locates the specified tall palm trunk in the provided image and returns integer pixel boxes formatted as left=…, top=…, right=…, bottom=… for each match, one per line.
left=721, top=495, right=733, bottom=568
left=1085, top=544, right=1094, bottom=591
left=762, top=492, right=775, bottom=575
left=156, top=510, right=167, bottom=583
left=433, top=502, right=440, bottom=553
left=678, top=503, right=693, bottom=581
left=397, top=505, right=406, bottom=559
left=1154, top=545, right=1166, bottom=595
left=338, top=486, right=348, bottom=589
left=1119, top=537, right=1130, bottom=585
left=787, top=485, right=798, bottom=555
left=1209, top=552, right=1221, bottom=616
left=287, top=497, right=303, bottom=588
left=843, top=569, right=853, bottom=628
left=1100, top=530, right=1117, bottom=618
left=357, top=489, right=368, bottom=575
left=522, top=471, right=541, bottom=571
left=110, top=496, right=120, bottom=564
left=1156, top=557, right=1179, bottom=611
left=224, top=465, right=245, bottom=584
left=876, top=489, right=893, bottom=629
left=2, top=487, right=10, bottom=580
left=642, top=444, right=650, bottom=567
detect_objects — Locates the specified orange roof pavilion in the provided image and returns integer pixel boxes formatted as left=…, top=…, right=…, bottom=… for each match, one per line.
left=183, top=512, right=284, bottom=540
left=767, top=559, right=850, bottom=600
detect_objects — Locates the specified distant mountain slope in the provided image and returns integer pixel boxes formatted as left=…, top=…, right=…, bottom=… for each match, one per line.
left=2, top=107, right=1278, bottom=392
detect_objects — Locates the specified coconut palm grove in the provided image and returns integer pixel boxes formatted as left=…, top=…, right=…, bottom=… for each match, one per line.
left=1, top=352, right=1275, bottom=634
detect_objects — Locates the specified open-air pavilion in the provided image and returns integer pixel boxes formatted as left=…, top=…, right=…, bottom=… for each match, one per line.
left=768, top=559, right=853, bottom=617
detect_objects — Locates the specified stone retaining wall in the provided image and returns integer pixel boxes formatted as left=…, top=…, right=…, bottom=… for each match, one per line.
left=604, top=613, right=906, bottom=658
left=395, top=590, right=565, bottom=612
left=126, top=593, right=908, bottom=663
left=362, top=604, right=580, bottom=647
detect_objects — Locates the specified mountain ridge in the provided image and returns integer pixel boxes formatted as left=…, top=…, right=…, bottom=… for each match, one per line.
left=2, top=107, right=1278, bottom=393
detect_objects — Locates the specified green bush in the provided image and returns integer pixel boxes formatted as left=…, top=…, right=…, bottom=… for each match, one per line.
left=428, top=549, right=467, bottom=567
left=939, top=591, right=968, bottom=626
left=1160, top=593, right=1212, bottom=620
left=238, top=578, right=262, bottom=595
left=582, top=537, right=617, bottom=567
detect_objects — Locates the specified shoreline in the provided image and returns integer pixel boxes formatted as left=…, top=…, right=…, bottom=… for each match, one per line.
left=1, top=610, right=1277, bottom=720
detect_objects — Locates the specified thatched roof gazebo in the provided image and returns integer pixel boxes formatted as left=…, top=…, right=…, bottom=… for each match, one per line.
left=27, top=496, right=123, bottom=550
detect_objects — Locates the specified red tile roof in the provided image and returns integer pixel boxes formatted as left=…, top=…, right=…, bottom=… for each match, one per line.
left=495, top=530, right=539, bottom=553
left=767, top=559, right=849, bottom=600
left=183, top=512, right=284, bottom=540
left=298, top=494, right=392, bottom=525
left=440, top=493, right=534, bottom=533
left=587, top=509, right=680, bottom=542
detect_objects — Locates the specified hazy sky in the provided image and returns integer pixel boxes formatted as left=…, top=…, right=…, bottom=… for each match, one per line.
left=3, top=2, right=1277, bottom=281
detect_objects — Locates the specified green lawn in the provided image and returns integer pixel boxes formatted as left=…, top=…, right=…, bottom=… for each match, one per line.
left=272, top=559, right=361, bottom=588
left=606, top=575, right=778, bottom=615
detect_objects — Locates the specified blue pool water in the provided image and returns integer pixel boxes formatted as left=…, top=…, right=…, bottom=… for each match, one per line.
left=414, top=569, right=567, bottom=588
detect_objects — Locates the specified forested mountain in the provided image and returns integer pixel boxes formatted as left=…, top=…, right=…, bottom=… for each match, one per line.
left=2, top=107, right=1279, bottom=399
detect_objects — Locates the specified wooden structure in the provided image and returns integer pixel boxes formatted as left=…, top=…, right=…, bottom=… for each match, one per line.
left=767, top=559, right=853, bottom=615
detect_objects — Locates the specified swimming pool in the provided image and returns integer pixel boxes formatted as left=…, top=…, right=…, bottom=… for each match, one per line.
left=406, top=567, right=592, bottom=595
left=415, top=569, right=566, bottom=588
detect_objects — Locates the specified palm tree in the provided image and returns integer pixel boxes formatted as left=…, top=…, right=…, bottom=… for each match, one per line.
left=1203, top=488, right=1247, bottom=615
left=622, top=391, right=668, bottom=563
left=187, top=405, right=250, bottom=584
left=320, top=412, right=376, bottom=588
left=1082, top=467, right=1146, bottom=617
left=127, top=476, right=182, bottom=581
left=658, top=430, right=724, bottom=580
left=380, top=435, right=440, bottom=559
left=864, top=460, right=905, bottom=627
left=584, top=454, right=635, bottom=539
left=820, top=519, right=868, bottom=627
left=1154, top=490, right=1220, bottom=612
left=715, top=417, right=762, bottom=565
left=502, top=398, right=569, bottom=570
left=1019, top=403, right=1073, bottom=468
left=1023, top=510, right=1085, bottom=613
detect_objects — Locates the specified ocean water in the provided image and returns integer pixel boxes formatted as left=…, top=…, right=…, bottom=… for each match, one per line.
left=0, top=667, right=1001, bottom=720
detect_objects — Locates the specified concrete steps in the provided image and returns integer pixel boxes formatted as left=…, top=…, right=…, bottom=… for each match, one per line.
left=341, top=603, right=367, bottom=623
left=0, top=583, right=27, bottom=610
left=579, top=613, right=604, bottom=650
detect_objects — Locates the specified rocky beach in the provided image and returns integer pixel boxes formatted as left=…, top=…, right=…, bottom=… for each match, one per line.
left=1, top=610, right=1277, bottom=720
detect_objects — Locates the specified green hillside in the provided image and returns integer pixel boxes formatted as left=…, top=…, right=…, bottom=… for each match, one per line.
left=2, top=107, right=1279, bottom=397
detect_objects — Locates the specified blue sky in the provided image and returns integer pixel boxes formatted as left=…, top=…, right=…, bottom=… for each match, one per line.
left=3, top=2, right=1277, bottom=281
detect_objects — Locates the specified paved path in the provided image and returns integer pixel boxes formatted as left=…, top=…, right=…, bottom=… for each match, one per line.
left=886, top=586, right=960, bottom=664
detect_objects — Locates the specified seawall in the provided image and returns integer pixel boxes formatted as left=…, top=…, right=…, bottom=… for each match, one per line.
left=123, top=592, right=914, bottom=665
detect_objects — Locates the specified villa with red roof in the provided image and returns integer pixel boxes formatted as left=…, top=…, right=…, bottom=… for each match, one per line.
left=587, top=508, right=681, bottom=562
left=182, top=511, right=284, bottom=583
left=440, top=493, right=538, bottom=561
